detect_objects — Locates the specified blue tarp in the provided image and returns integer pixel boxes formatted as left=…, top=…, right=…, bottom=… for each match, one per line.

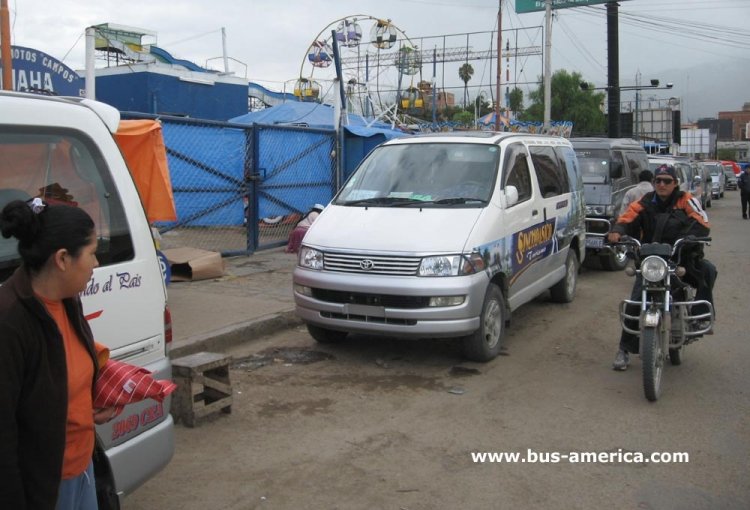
left=229, top=102, right=407, bottom=140
left=230, top=102, right=410, bottom=180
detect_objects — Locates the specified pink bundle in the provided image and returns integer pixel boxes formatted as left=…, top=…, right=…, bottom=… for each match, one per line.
left=94, top=359, right=178, bottom=417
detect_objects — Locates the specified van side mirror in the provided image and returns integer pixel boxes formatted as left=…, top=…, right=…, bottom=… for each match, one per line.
left=504, top=185, right=519, bottom=207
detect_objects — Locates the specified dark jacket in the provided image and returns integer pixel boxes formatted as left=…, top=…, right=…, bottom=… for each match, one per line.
left=612, top=189, right=710, bottom=244
left=738, top=170, right=750, bottom=193
left=0, top=266, right=98, bottom=510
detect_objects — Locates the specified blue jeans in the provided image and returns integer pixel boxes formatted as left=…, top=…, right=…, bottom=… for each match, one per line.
left=56, top=460, right=98, bottom=510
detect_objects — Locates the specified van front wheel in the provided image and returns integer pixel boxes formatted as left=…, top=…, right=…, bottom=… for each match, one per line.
left=307, top=324, right=348, bottom=344
left=462, top=284, right=505, bottom=362
left=600, top=246, right=628, bottom=271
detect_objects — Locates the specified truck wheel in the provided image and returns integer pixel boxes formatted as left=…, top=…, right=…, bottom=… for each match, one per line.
left=307, top=324, right=348, bottom=344
left=550, top=250, right=579, bottom=303
left=462, top=284, right=505, bottom=362
left=600, top=246, right=628, bottom=271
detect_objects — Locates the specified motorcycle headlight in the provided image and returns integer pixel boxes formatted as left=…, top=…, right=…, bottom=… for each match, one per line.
left=640, top=256, right=668, bottom=282
left=298, top=246, right=324, bottom=270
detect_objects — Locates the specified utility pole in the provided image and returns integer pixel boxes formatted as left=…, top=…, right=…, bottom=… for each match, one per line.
left=494, top=0, right=502, bottom=131
left=606, top=1, right=620, bottom=138
left=543, top=0, right=552, bottom=130
left=0, top=0, right=12, bottom=91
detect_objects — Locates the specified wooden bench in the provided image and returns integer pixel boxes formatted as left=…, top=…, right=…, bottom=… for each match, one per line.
left=171, top=352, right=233, bottom=427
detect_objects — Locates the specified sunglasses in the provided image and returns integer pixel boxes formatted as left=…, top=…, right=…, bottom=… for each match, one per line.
left=654, top=178, right=674, bottom=185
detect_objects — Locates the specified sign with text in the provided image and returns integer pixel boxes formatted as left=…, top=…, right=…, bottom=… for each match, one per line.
left=0, top=46, right=85, bottom=97
left=516, top=0, right=629, bottom=14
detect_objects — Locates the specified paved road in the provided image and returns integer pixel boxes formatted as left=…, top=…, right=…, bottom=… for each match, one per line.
left=126, top=192, right=749, bottom=510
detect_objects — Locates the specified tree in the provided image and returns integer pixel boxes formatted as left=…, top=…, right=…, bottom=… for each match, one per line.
left=458, top=63, right=474, bottom=109
left=508, top=87, right=524, bottom=118
left=520, top=69, right=606, bottom=135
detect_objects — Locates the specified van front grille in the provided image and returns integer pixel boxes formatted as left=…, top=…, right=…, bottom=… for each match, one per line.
left=312, top=288, right=429, bottom=308
left=323, top=253, right=421, bottom=275
left=320, top=311, right=417, bottom=326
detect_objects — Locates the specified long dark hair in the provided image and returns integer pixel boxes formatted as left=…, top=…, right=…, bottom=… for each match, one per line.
left=0, top=200, right=95, bottom=272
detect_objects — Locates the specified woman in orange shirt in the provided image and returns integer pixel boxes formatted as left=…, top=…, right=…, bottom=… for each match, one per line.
left=0, top=198, right=116, bottom=509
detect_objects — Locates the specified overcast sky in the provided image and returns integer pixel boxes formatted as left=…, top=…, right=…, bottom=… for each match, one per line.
left=7, top=0, right=750, bottom=121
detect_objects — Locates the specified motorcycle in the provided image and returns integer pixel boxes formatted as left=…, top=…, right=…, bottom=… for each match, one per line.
left=615, top=235, right=714, bottom=401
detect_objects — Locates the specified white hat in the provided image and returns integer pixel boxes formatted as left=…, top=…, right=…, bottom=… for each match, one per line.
left=312, top=203, right=325, bottom=211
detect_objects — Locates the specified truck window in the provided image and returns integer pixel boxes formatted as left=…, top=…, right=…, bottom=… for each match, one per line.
left=0, top=130, right=134, bottom=279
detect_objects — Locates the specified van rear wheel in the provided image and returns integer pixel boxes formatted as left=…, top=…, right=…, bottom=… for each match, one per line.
left=307, top=324, right=348, bottom=344
left=550, top=250, right=579, bottom=303
left=462, top=284, right=505, bottom=362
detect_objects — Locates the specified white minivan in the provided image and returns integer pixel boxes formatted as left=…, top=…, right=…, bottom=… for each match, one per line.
left=0, top=91, right=174, bottom=508
left=293, top=132, right=586, bottom=361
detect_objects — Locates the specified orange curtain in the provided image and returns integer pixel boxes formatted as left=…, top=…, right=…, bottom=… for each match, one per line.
left=114, top=120, right=177, bottom=222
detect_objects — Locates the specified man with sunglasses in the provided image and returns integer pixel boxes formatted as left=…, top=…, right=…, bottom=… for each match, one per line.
left=606, top=164, right=717, bottom=371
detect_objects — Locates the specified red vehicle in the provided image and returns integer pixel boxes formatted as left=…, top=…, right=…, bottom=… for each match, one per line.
left=721, top=160, right=741, bottom=176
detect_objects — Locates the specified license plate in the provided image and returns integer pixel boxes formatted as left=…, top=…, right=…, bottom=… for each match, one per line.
left=586, top=236, right=604, bottom=249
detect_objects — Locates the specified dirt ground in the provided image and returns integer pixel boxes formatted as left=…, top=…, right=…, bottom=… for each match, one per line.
left=126, top=196, right=750, bottom=510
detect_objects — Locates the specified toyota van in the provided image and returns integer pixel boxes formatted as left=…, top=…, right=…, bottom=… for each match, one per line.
left=293, top=132, right=586, bottom=362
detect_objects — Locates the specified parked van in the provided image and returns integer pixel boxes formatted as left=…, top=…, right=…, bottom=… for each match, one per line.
left=293, top=132, right=586, bottom=362
left=701, top=160, right=726, bottom=199
left=571, top=138, right=648, bottom=271
left=0, top=92, right=174, bottom=507
left=691, top=160, right=712, bottom=209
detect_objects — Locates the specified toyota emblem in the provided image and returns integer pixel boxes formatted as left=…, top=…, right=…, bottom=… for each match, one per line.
left=360, top=259, right=374, bottom=270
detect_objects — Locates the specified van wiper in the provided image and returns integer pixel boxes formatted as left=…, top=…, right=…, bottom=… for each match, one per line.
left=339, top=196, right=420, bottom=206
left=391, top=197, right=489, bottom=207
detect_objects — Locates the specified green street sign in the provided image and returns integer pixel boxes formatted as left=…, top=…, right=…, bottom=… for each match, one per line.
left=516, top=0, right=627, bottom=14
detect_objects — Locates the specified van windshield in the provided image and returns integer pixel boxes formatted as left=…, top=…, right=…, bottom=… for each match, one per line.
left=574, top=149, right=610, bottom=184
left=335, top=143, right=498, bottom=207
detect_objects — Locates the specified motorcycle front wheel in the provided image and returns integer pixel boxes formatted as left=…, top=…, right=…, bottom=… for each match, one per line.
left=642, top=326, right=665, bottom=401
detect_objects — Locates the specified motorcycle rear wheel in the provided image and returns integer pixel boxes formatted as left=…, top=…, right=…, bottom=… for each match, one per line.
left=642, top=326, right=665, bottom=401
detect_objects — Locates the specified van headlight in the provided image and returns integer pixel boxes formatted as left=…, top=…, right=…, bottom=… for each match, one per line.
left=298, top=246, right=324, bottom=270
left=640, top=256, right=667, bottom=282
left=418, top=253, right=485, bottom=277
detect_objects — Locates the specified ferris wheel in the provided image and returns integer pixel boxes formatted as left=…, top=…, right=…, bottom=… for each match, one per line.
left=294, top=16, right=423, bottom=122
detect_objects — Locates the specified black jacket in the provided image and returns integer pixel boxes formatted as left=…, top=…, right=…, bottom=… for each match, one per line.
left=0, top=266, right=98, bottom=509
left=738, top=171, right=750, bottom=193
left=613, top=189, right=710, bottom=245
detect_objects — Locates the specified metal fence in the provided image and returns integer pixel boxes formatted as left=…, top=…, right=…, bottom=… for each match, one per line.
left=123, top=113, right=337, bottom=255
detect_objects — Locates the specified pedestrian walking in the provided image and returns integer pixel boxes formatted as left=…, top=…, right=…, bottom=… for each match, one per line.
left=738, top=165, right=750, bottom=219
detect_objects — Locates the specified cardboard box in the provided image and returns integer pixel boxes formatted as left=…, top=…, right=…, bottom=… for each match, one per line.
left=162, top=247, right=225, bottom=282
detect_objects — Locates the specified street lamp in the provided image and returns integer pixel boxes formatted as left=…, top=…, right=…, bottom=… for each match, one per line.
left=580, top=78, right=674, bottom=140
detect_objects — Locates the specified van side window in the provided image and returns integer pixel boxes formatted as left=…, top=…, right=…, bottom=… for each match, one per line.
left=529, top=146, right=568, bottom=197
left=610, top=151, right=625, bottom=179
left=502, top=144, right=532, bottom=204
left=555, top=146, right=580, bottom=190
left=624, top=151, right=647, bottom=183
left=0, top=130, right=134, bottom=275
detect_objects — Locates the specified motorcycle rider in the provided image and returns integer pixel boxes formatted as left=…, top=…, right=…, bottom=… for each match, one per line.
left=606, top=163, right=717, bottom=371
